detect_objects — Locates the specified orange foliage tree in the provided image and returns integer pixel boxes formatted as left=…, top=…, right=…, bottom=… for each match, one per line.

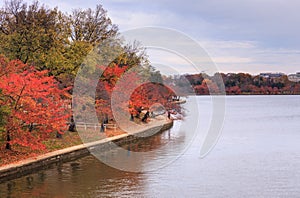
left=0, top=57, right=70, bottom=150
left=95, top=65, right=129, bottom=120
left=129, top=82, right=176, bottom=114
left=95, top=64, right=179, bottom=122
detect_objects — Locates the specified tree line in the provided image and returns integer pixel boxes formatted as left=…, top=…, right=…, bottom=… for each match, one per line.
left=176, top=73, right=300, bottom=95
left=0, top=0, right=172, bottom=151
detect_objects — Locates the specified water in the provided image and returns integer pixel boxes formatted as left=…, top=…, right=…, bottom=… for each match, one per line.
left=1, top=95, right=300, bottom=197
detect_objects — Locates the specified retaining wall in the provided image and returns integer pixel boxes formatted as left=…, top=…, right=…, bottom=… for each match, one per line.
left=0, top=120, right=173, bottom=182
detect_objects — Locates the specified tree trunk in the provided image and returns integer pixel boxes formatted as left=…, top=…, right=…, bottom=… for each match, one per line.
left=5, top=131, right=11, bottom=150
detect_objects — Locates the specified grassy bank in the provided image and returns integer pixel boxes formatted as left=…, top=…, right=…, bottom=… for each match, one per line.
left=0, top=128, right=125, bottom=166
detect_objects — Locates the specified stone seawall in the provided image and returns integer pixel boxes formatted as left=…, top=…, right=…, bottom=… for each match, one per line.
left=0, top=120, right=173, bottom=183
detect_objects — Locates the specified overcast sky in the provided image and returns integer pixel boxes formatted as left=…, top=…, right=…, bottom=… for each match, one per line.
left=1, top=0, right=300, bottom=75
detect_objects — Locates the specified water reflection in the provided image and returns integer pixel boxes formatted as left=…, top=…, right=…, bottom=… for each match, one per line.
left=0, top=155, right=145, bottom=197
left=0, top=98, right=197, bottom=197
left=0, top=126, right=182, bottom=197
left=2, top=96, right=299, bottom=197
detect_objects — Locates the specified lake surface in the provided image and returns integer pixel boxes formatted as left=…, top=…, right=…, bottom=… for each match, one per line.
left=1, top=95, right=300, bottom=197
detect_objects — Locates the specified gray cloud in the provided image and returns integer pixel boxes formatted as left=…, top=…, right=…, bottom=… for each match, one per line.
left=105, top=0, right=300, bottom=47
left=0, top=0, right=299, bottom=74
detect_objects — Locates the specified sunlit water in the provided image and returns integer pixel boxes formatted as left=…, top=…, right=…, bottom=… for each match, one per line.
left=1, top=95, right=300, bottom=197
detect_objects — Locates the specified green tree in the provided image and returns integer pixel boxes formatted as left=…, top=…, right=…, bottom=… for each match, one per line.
left=0, top=0, right=161, bottom=98
left=0, top=1, right=67, bottom=67
left=0, top=1, right=120, bottom=84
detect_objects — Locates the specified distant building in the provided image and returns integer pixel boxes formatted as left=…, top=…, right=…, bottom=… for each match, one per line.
left=288, top=72, right=300, bottom=82
left=259, top=72, right=284, bottom=78
left=226, top=73, right=235, bottom=77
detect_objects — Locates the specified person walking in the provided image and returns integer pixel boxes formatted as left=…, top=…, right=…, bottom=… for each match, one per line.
left=142, top=111, right=150, bottom=123
left=100, top=122, right=105, bottom=132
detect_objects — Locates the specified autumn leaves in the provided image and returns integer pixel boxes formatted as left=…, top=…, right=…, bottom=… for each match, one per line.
left=0, top=57, right=70, bottom=150
left=0, top=1, right=177, bottom=151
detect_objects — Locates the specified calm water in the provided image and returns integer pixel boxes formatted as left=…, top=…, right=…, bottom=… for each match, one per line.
left=1, top=96, right=300, bottom=197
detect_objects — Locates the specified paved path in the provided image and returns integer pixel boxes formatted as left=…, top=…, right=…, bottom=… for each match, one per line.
left=0, top=117, right=173, bottom=181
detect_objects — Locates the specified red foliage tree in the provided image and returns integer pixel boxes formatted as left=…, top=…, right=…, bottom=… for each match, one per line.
left=95, top=64, right=180, bottom=122
left=226, top=86, right=241, bottom=95
left=0, top=58, right=70, bottom=150
left=129, top=82, right=175, bottom=112
left=95, top=65, right=129, bottom=120
left=193, top=84, right=209, bottom=95
left=293, top=83, right=300, bottom=94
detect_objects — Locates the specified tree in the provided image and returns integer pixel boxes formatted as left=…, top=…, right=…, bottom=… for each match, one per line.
left=226, top=86, right=241, bottom=95
left=94, top=63, right=180, bottom=123
left=113, top=41, right=149, bottom=68
left=0, top=1, right=67, bottom=67
left=95, top=64, right=130, bottom=121
left=0, top=0, right=121, bottom=88
left=194, top=84, right=209, bottom=95
left=0, top=57, right=70, bottom=150
left=0, top=90, right=9, bottom=140
left=129, top=82, right=176, bottom=112
left=69, top=5, right=118, bottom=44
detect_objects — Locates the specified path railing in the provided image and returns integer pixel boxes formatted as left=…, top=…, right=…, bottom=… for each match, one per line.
left=75, top=122, right=117, bottom=132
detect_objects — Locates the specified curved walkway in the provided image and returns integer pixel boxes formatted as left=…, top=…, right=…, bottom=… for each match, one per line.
left=0, top=118, right=173, bottom=182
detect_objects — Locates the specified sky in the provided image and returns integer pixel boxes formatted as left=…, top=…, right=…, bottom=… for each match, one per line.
left=1, top=0, right=300, bottom=75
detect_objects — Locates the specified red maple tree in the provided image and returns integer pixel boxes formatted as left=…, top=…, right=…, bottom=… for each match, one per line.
left=95, top=64, right=129, bottom=120
left=129, top=82, right=176, bottom=113
left=95, top=64, right=180, bottom=122
left=0, top=57, right=70, bottom=150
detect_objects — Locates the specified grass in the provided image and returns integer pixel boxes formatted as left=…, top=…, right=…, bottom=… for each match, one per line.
left=0, top=127, right=125, bottom=167
left=0, top=115, right=155, bottom=167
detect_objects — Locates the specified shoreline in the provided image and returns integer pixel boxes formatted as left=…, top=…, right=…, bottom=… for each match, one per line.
left=0, top=119, right=173, bottom=183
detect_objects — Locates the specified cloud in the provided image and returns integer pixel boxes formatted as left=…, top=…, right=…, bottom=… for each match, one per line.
left=141, top=39, right=298, bottom=75
left=104, top=0, right=300, bottom=48
left=108, top=11, right=162, bottom=30
left=199, top=39, right=300, bottom=73
left=1, top=0, right=299, bottom=74
left=212, top=57, right=253, bottom=64
left=201, top=40, right=257, bottom=49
